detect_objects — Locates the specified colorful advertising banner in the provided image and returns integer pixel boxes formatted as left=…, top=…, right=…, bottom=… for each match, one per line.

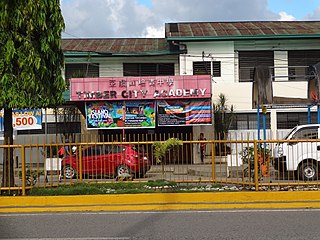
left=157, top=99, right=212, bottom=126
left=0, top=109, right=42, bottom=131
left=86, top=101, right=155, bottom=129
left=70, top=75, right=211, bottom=101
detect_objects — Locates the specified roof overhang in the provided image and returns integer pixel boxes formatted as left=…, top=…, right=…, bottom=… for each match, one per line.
left=166, top=34, right=320, bottom=42
left=63, top=50, right=184, bottom=58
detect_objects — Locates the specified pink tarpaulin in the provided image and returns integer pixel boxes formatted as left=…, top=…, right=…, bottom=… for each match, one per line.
left=70, top=75, right=211, bottom=101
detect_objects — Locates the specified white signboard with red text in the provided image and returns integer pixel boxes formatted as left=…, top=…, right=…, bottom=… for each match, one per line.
left=0, top=109, right=42, bottom=131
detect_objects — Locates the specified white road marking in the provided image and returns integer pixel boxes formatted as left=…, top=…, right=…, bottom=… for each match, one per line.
left=1, top=208, right=320, bottom=217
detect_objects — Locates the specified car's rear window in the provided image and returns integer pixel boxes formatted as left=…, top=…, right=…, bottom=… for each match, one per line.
left=132, top=145, right=147, bottom=154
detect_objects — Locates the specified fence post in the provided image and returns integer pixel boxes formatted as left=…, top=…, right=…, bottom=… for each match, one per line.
left=78, top=144, right=83, bottom=182
left=253, top=141, right=259, bottom=191
left=211, top=140, right=215, bottom=182
left=21, top=145, right=26, bottom=196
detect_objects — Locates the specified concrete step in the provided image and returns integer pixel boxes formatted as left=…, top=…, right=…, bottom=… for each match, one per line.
left=187, top=163, right=229, bottom=178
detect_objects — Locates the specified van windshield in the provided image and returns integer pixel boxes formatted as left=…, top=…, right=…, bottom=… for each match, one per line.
left=283, top=126, right=298, bottom=140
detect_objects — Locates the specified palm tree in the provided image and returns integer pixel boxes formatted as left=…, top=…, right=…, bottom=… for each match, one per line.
left=213, top=93, right=234, bottom=155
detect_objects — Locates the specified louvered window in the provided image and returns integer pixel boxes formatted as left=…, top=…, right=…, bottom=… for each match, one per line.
left=277, top=112, right=318, bottom=129
left=239, top=51, right=274, bottom=82
left=229, top=113, right=271, bottom=130
left=193, top=61, right=221, bottom=77
left=65, top=63, right=99, bottom=80
left=123, top=63, right=174, bottom=76
left=288, top=50, right=320, bottom=81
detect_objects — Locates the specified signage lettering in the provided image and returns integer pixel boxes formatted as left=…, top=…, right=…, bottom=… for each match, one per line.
left=76, top=88, right=206, bottom=100
left=71, top=75, right=211, bottom=101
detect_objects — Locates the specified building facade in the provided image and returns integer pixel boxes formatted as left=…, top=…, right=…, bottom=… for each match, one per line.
left=63, top=21, right=320, bottom=143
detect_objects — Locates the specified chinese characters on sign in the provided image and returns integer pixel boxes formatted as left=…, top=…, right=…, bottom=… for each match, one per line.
left=72, top=75, right=212, bottom=129
left=71, top=75, right=211, bottom=101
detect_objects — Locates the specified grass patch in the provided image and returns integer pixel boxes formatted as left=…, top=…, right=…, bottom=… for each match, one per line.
left=3, top=181, right=225, bottom=196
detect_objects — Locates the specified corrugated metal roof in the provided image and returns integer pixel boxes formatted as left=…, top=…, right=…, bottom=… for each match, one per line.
left=62, top=38, right=172, bottom=55
left=165, top=21, right=320, bottom=39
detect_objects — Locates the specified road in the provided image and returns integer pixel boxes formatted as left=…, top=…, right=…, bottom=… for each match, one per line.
left=1, top=209, right=320, bottom=239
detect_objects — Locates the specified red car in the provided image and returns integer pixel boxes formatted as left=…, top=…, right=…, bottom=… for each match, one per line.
left=61, top=144, right=151, bottom=179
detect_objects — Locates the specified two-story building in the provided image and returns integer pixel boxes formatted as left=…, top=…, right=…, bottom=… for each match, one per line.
left=62, top=21, right=320, bottom=144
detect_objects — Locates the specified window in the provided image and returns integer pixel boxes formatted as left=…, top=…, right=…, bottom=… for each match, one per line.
left=239, top=51, right=274, bottom=82
left=277, top=112, right=318, bottom=129
left=123, top=63, right=174, bottom=76
left=65, top=63, right=99, bottom=87
left=193, top=61, right=221, bottom=77
left=229, top=113, right=271, bottom=130
left=288, top=50, right=320, bottom=81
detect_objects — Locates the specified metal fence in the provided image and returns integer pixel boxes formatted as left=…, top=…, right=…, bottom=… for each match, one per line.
left=1, top=134, right=320, bottom=195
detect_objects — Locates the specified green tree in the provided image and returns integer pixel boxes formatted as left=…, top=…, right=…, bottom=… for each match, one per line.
left=0, top=0, right=65, bottom=186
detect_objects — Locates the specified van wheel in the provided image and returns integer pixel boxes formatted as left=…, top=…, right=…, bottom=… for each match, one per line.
left=299, top=161, right=317, bottom=181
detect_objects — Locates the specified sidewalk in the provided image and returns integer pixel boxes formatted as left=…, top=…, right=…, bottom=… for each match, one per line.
left=1, top=191, right=320, bottom=213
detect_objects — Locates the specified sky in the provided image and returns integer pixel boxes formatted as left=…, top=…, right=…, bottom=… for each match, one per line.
left=60, top=0, right=320, bottom=39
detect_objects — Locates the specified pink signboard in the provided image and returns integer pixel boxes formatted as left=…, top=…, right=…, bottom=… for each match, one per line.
left=70, top=75, right=211, bottom=101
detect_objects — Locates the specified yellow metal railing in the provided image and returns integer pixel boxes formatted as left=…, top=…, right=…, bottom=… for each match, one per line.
left=1, top=135, right=320, bottom=195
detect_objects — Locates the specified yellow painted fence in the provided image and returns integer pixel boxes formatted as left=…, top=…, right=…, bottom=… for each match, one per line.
left=1, top=135, right=320, bottom=195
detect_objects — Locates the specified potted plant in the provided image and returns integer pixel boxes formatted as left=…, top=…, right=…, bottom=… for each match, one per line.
left=19, top=167, right=44, bottom=186
left=240, top=146, right=271, bottom=181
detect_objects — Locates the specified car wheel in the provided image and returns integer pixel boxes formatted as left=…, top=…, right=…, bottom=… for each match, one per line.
left=62, top=165, right=76, bottom=179
left=117, top=165, right=132, bottom=178
left=299, top=161, right=317, bottom=181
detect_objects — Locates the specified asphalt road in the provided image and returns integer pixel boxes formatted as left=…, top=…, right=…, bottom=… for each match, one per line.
left=1, top=209, right=320, bottom=240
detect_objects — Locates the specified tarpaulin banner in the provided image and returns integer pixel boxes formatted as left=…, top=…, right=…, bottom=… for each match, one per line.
left=0, top=109, right=42, bottom=131
left=157, top=99, right=212, bottom=126
left=86, top=101, right=155, bottom=129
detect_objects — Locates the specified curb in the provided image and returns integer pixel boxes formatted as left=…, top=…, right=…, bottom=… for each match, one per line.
left=1, top=191, right=320, bottom=212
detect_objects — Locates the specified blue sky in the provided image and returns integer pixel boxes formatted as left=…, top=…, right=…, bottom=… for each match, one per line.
left=135, top=0, right=320, bottom=19
left=268, top=0, right=320, bottom=19
left=61, top=0, right=320, bottom=38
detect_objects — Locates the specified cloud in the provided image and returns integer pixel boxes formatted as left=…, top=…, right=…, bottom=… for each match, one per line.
left=278, top=11, right=296, bottom=21
left=61, top=0, right=158, bottom=38
left=143, top=26, right=165, bottom=38
left=61, top=0, right=290, bottom=39
left=304, top=7, right=320, bottom=20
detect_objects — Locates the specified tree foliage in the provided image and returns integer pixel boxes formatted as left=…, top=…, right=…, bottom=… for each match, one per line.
left=0, top=0, right=65, bottom=187
left=0, top=0, right=66, bottom=109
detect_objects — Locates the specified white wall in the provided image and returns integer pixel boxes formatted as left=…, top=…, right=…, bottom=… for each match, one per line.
left=274, top=51, right=288, bottom=82
left=273, top=81, right=307, bottom=98
left=98, top=56, right=180, bottom=77
left=181, top=41, right=235, bottom=83
left=213, top=82, right=252, bottom=110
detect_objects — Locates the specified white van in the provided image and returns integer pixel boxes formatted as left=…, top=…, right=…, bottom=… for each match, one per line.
left=273, top=124, right=320, bottom=181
